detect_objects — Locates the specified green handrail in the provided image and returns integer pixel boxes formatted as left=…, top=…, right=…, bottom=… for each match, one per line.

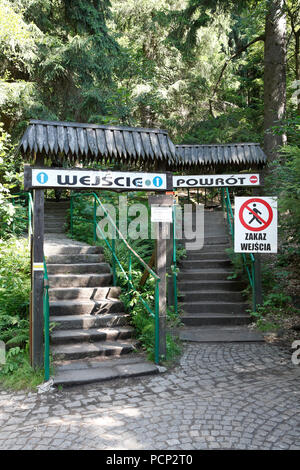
left=171, top=202, right=178, bottom=316
left=11, top=192, right=50, bottom=381
left=221, top=188, right=256, bottom=312
left=70, top=192, right=161, bottom=364
left=43, top=257, right=50, bottom=381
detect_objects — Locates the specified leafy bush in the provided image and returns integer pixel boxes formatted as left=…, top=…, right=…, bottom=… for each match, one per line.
left=0, top=237, right=30, bottom=348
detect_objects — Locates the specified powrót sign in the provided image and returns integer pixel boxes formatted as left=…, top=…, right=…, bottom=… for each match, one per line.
left=173, top=174, right=260, bottom=188
left=234, top=197, right=277, bottom=253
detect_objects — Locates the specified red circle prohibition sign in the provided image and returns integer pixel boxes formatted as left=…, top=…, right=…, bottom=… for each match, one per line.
left=239, top=198, right=273, bottom=232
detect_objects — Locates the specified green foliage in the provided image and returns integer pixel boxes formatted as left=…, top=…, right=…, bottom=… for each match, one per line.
left=0, top=238, right=30, bottom=348
left=0, top=348, right=45, bottom=390
left=250, top=292, right=298, bottom=332
left=266, top=142, right=300, bottom=247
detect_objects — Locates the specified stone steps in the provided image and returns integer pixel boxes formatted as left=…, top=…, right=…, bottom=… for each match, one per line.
left=180, top=301, right=248, bottom=314
left=53, top=356, right=159, bottom=387
left=51, top=326, right=135, bottom=345
left=48, top=273, right=112, bottom=288
left=178, top=280, right=245, bottom=291
left=177, top=270, right=233, bottom=281
left=47, top=263, right=111, bottom=274
left=43, top=199, right=157, bottom=385
left=50, top=299, right=124, bottom=316
left=50, top=313, right=130, bottom=330
left=180, top=259, right=232, bottom=269
left=178, top=208, right=253, bottom=333
left=49, top=286, right=121, bottom=301
left=52, top=339, right=138, bottom=361
left=46, top=254, right=105, bottom=264
left=45, top=245, right=104, bottom=255
left=179, top=290, right=244, bottom=302
left=181, top=313, right=251, bottom=326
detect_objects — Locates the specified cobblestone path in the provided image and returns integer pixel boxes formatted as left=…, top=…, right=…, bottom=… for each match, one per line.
left=0, top=343, right=299, bottom=450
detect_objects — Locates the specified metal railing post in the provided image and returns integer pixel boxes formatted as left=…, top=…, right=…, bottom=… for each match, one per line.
left=154, top=280, right=160, bottom=364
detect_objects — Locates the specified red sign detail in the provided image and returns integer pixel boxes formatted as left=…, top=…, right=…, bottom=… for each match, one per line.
left=239, top=198, right=273, bottom=232
left=250, top=175, right=258, bottom=184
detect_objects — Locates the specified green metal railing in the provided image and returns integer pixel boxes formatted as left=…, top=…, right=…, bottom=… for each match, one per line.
left=70, top=192, right=161, bottom=364
left=221, top=187, right=256, bottom=312
left=171, top=202, right=178, bottom=316
left=10, top=192, right=50, bottom=381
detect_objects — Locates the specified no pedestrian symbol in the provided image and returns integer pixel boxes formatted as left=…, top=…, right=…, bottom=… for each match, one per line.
left=234, top=197, right=277, bottom=253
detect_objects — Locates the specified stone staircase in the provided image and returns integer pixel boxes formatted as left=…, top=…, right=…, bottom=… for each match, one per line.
left=44, top=200, right=158, bottom=386
left=178, top=208, right=263, bottom=343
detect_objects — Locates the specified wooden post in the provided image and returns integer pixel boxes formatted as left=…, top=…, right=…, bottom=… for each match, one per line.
left=31, top=189, right=45, bottom=368
left=149, top=194, right=173, bottom=359
left=254, top=255, right=263, bottom=307
left=30, top=154, right=45, bottom=368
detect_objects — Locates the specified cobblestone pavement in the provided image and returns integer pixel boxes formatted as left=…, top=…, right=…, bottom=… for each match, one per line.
left=0, top=342, right=299, bottom=450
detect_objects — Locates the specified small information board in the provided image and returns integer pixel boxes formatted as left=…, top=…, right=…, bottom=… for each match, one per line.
left=151, top=206, right=173, bottom=223
left=234, top=197, right=277, bottom=253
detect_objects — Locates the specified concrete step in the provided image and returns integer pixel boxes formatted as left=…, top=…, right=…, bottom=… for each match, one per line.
left=179, top=326, right=264, bottom=343
left=45, top=245, right=104, bottom=256
left=185, top=252, right=229, bottom=261
left=52, top=339, right=137, bottom=360
left=177, top=270, right=233, bottom=281
left=46, top=254, right=105, bottom=264
left=48, top=273, right=112, bottom=288
left=44, top=218, right=66, bottom=224
left=51, top=326, right=134, bottom=345
left=180, top=259, right=232, bottom=269
left=50, top=313, right=130, bottom=330
left=181, top=313, right=251, bottom=326
left=53, top=356, right=159, bottom=386
left=49, top=286, right=121, bottom=301
left=182, top=236, right=229, bottom=246
left=47, top=263, right=111, bottom=274
left=178, top=280, right=245, bottom=291
left=188, top=244, right=230, bottom=253
left=179, top=291, right=244, bottom=302
left=181, top=301, right=247, bottom=314
left=50, top=299, right=124, bottom=316
left=45, top=227, right=66, bottom=233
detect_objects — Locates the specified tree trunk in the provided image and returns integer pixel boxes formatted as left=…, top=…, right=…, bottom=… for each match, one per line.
left=264, top=0, right=287, bottom=161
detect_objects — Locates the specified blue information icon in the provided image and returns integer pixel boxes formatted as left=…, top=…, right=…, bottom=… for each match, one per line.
left=36, top=172, right=48, bottom=184
left=153, top=176, right=163, bottom=187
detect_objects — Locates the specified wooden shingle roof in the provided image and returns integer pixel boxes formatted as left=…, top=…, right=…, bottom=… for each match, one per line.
left=19, top=120, right=176, bottom=167
left=175, top=143, right=267, bottom=169
left=18, top=120, right=267, bottom=170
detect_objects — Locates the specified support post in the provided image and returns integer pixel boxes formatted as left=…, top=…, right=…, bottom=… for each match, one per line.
left=31, top=189, right=45, bottom=368
left=149, top=194, right=173, bottom=360
left=254, top=255, right=263, bottom=308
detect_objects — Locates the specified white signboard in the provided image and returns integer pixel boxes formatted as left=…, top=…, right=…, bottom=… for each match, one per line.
left=31, top=168, right=167, bottom=190
left=151, top=206, right=173, bottom=223
left=234, top=197, right=277, bottom=253
left=173, top=174, right=260, bottom=188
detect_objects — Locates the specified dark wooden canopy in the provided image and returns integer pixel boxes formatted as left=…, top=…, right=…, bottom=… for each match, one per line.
left=18, top=119, right=267, bottom=171
left=175, top=143, right=266, bottom=170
